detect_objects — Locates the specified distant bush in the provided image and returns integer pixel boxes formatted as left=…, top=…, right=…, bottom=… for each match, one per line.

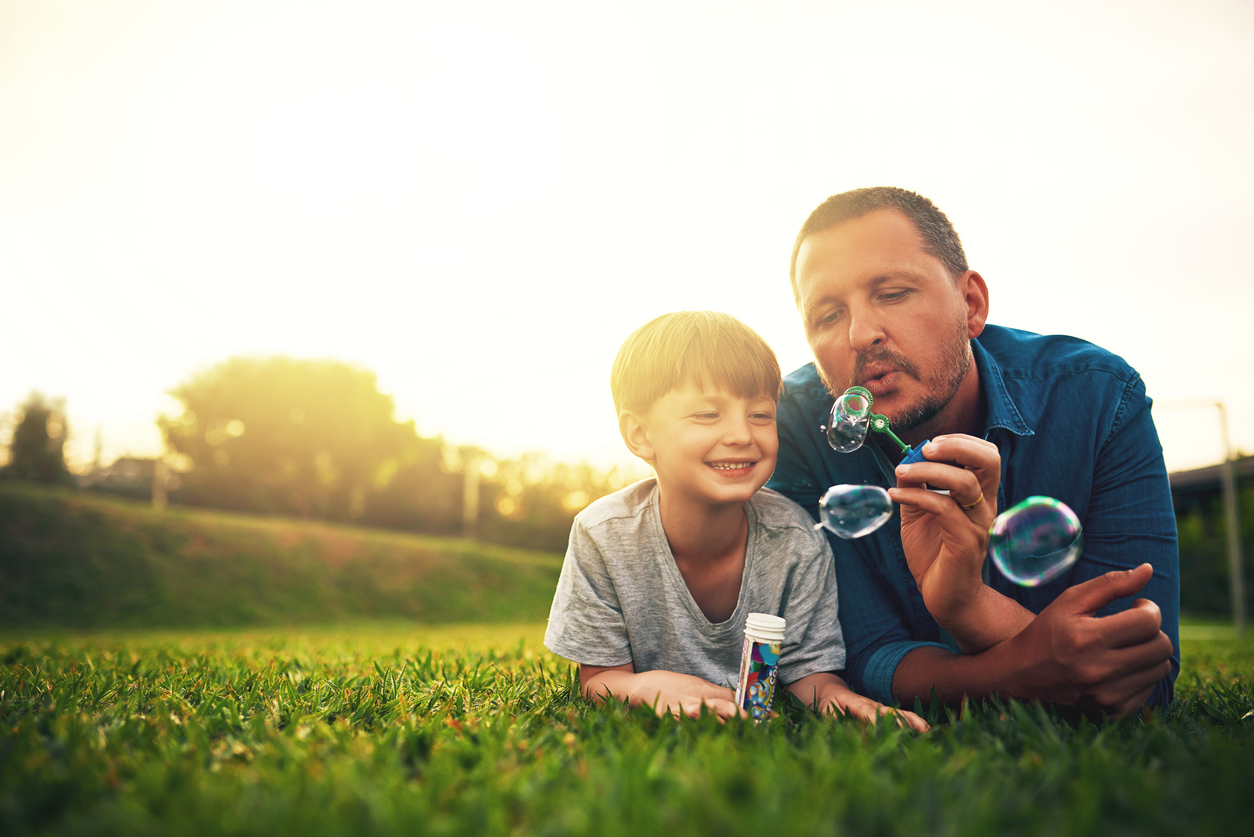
left=0, top=483, right=562, bottom=631
left=1176, top=483, right=1254, bottom=616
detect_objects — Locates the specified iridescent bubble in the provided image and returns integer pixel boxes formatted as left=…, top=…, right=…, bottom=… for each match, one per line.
left=825, top=391, right=872, bottom=452
left=989, top=496, right=1083, bottom=586
left=816, top=484, right=893, bottom=539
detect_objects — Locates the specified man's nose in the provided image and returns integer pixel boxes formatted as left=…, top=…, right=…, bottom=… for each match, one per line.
left=847, top=307, right=886, bottom=353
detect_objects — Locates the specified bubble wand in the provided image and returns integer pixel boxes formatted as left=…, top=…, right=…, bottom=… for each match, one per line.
left=821, top=385, right=928, bottom=463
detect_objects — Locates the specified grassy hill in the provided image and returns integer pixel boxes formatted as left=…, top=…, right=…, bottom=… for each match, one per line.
left=0, top=483, right=564, bottom=630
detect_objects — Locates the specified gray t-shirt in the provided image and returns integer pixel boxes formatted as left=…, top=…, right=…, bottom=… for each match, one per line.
left=544, top=479, right=845, bottom=687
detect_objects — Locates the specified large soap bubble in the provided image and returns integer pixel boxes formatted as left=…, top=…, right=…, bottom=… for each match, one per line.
left=816, top=484, right=893, bottom=539
left=988, top=496, right=1083, bottom=586
left=825, top=390, right=872, bottom=453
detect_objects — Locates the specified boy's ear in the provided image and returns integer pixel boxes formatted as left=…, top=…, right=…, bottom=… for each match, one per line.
left=619, top=410, right=655, bottom=462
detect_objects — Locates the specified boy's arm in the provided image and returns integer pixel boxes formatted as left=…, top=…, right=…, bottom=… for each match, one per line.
left=580, top=662, right=744, bottom=721
left=786, top=672, right=929, bottom=732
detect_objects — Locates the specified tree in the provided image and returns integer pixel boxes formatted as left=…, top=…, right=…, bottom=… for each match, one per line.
left=159, top=357, right=426, bottom=520
left=1, top=392, right=72, bottom=484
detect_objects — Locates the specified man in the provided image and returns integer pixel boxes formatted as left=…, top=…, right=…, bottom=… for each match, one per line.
left=768, top=187, right=1178, bottom=718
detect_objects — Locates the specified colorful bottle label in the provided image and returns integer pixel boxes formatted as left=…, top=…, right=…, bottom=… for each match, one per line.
left=735, top=636, right=782, bottom=722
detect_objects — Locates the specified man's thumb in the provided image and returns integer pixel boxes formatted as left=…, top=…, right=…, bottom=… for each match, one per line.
left=1066, top=563, right=1153, bottom=615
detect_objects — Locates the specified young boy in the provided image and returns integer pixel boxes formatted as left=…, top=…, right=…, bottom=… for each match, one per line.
left=544, top=311, right=928, bottom=729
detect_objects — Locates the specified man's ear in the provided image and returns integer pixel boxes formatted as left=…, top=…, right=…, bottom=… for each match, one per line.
left=619, top=410, right=655, bottom=462
left=959, top=270, right=990, bottom=338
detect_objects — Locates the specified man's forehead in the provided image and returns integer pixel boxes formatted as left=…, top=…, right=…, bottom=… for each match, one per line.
left=795, top=212, right=947, bottom=298
left=798, top=209, right=929, bottom=266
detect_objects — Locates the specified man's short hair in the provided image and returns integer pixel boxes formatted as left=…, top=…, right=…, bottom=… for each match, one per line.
left=789, top=187, right=969, bottom=299
left=610, top=311, right=781, bottom=415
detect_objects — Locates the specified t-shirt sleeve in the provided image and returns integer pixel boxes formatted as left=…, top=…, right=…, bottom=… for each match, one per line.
left=776, top=521, right=847, bottom=685
left=543, top=518, right=635, bottom=668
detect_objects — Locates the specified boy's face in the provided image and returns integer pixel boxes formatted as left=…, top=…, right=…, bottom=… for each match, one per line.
left=626, top=383, right=778, bottom=510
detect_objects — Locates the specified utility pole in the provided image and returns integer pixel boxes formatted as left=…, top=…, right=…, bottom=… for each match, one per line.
left=1216, top=402, right=1246, bottom=635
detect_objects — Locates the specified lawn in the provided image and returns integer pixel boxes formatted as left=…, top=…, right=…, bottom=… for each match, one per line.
left=2, top=621, right=1251, bottom=836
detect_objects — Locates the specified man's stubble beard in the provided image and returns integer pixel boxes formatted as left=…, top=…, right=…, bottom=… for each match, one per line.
left=817, top=320, right=973, bottom=433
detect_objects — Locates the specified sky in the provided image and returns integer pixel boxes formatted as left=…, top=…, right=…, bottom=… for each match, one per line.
left=2, top=0, right=1252, bottom=476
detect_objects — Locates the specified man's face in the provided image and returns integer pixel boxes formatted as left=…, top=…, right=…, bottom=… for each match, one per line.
left=793, top=208, right=984, bottom=437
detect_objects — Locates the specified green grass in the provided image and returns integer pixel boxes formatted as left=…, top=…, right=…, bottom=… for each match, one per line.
left=0, top=484, right=562, bottom=629
left=2, top=623, right=1252, bottom=836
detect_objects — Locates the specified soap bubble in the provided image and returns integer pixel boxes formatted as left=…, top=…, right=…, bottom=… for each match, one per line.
left=988, top=496, right=1083, bottom=586
left=824, top=390, right=872, bottom=453
left=816, top=484, right=893, bottom=539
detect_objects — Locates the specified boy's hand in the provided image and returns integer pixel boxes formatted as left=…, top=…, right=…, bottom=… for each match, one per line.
left=581, top=663, right=746, bottom=721
left=787, top=672, right=930, bottom=732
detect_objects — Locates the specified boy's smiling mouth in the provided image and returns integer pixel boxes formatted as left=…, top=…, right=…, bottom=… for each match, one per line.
left=706, top=460, right=756, bottom=471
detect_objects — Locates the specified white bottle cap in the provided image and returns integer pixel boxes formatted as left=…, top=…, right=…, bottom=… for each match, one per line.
left=744, top=612, right=786, bottom=643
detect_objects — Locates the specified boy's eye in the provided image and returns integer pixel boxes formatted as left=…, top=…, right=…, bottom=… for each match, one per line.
left=692, top=412, right=719, bottom=420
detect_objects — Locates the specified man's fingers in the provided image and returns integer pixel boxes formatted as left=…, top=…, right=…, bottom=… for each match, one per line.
left=1091, top=665, right=1171, bottom=718
left=1060, top=564, right=1154, bottom=616
left=1086, top=598, right=1163, bottom=649
left=894, top=461, right=983, bottom=496
left=889, top=486, right=961, bottom=515
left=897, top=435, right=1000, bottom=488
left=1096, top=632, right=1174, bottom=684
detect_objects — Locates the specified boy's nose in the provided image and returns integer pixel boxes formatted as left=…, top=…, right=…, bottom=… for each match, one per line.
left=722, top=416, right=754, bottom=445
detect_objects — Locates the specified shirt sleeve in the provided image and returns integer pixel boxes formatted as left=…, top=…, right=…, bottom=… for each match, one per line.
left=1067, top=376, right=1181, bottom=707
left=543, top=518, right=635, bottom=668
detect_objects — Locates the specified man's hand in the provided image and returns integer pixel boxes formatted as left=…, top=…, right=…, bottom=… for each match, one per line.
left=580, top=663, right=746, bottom=721
left=1002, top=563, right=1174, bottom=718
left=889, top=434, right=1004, bottom=647
left=788, top=672, right=930, bottom=732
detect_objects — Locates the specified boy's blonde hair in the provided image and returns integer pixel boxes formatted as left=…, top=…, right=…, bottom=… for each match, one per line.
left=610, top=311, right=782, bottom=415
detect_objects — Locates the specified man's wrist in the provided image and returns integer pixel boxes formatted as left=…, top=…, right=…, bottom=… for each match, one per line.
left=934, top=585, right=1033, bottom=654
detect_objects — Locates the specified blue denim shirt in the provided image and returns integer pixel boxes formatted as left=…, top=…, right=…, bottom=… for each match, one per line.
left=767, top=324, right=1180, bottom=708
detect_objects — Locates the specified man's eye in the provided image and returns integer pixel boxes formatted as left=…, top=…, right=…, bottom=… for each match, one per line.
left=819, top=309, right=843, bottom=325
left=880, top=290, right=909, bottom=302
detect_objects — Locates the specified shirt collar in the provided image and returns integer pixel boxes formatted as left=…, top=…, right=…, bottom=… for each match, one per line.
left=973, top=336, right=1034, bottom=438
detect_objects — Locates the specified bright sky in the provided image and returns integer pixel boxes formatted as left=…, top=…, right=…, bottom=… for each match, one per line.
left=2, top=0, right=1252, bottom=476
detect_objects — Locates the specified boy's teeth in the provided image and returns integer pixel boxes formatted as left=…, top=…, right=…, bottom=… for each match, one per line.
left=709, top=462, right=751, bottom=470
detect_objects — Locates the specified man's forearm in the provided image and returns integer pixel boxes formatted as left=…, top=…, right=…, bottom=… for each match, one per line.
left=940, top=584, right=1035, bottom=654
left=890, top=644, right=1022, bottom=706
left=890, top=567, right=1175, bottom=717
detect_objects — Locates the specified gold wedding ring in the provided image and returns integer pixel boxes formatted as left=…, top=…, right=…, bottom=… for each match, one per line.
left=959, top=492, right=984, bottom=511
